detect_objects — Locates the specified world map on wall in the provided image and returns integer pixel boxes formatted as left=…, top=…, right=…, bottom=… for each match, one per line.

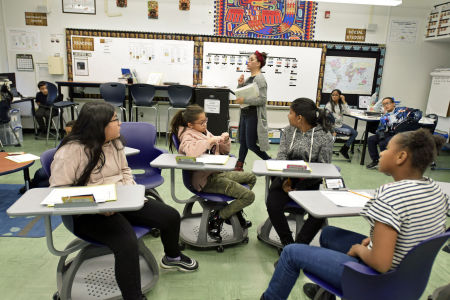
left=323, top=56, right=376, bottom=95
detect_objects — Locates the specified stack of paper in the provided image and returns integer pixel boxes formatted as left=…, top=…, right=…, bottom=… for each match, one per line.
left=266, top=160, right=311, bottom=172
left=235, top=83, right=259, bottom=108
left=321, top=191, right=373, bottom=207
left=196, top=154, right=229, bottom=165
left=5, top=153, right=40, bottom=163
left=41, top=184, right=117, bottom=206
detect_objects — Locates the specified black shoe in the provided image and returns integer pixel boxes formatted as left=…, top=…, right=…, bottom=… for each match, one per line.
left=19, top=186, right=26, bottom=194
left=207, top=209, right=224, bottom=242
left=366, top=160, right=378, bottom=169
left=236, top=210, right=252, bottom=229
left=303, top=283, right=320, bottom=299
left=339, top=145, right=350, bottom=160
left=160, top=253, right=199, bottom=272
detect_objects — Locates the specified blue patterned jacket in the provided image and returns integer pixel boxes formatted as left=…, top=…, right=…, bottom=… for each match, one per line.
left=377, top=107, right=422, bottom=134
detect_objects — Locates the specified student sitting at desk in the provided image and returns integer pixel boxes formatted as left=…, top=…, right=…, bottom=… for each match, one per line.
left=50, top=102, right=198, bottom=300
left=325, top=89, right=358, bottom=160
left=35, top=81, right=58, bottom=137
left=366, top=97, right=422, bottom=169
left=261, top=129, right=448, bottom=300
left=266, top=98, right=333, bottom=247
left=169, top=104, right=257, bottom=242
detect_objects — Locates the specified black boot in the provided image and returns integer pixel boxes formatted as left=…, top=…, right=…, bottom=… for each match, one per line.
left=207, top=209, right=224, bottom=242
left=339, top=144, right=350, bottom=160
left=236, top=210, right=252, bottom=229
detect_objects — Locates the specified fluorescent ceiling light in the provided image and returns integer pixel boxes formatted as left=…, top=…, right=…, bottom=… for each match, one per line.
left=313, top=0, right=402, bottom=6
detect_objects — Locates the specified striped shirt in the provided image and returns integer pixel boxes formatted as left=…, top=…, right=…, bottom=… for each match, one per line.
left=360, top=178, right=449, bottom=270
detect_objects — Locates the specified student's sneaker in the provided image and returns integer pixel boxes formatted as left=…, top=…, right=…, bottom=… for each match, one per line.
left=224, top=210, right=252, bottom=229
left=160, top=253, right=199, bottom=272
left=207, top=209, right=224, bottom=242
left=366, top=160, right=378, bottom=169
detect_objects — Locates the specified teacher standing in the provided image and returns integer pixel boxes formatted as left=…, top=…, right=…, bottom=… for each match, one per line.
left=235, top=51, right=271, bottom=171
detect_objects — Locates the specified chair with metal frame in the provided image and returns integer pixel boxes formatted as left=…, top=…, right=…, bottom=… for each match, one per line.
left=129, top=84, right=159, bottom=136
left=166, top=85, right=192, bottom=145
left=100, top=82, right=127, bottom=122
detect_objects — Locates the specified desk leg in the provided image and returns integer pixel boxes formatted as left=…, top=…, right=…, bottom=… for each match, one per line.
left=351, top=119, right=358, bottom=154
left=360, top=122, right=370, bottom=165
left=128, top=92, right=133, bottom=122
left=44, top=216, right=87, bottom=257
left=23, top=167, right=30, bottom=190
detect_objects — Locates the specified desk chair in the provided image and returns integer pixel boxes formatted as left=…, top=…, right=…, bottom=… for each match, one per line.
left=332, top=134, right=352, bottom=162
left=0, top=99, right=21, bottom=146
left=171, top=134, right=249, bottom=252
left=120, top=122, right=165, bottom=202
left=304, top=230, right=450, bottom=300
left=423, top=114, right=450, bottom=171
left=41, top=148, right=159, bottom=300
left=129, top=84, right=159, bottom=137
left=166, top=85, right=192, bottom=145
left=100, top=82, right=127, bottom=122
left=44, top=82, right=79, bottom=146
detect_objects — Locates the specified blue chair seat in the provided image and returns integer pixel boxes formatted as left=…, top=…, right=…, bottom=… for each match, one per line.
left=53, top=101, right=78, bottom=108
left=133, top=172, right=165, bottom=189
left=194, top=184, right=250, bottom=203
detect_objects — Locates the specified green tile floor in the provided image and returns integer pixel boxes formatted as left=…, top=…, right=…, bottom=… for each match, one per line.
left=0, top=133, right=449, bottom=300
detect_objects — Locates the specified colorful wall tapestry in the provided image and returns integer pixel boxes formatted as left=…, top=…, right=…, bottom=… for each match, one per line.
left=214, top=0, right=317, bottom=40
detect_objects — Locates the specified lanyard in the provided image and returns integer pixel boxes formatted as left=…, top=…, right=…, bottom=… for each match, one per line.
left=289, top=127, right=315, bottom=163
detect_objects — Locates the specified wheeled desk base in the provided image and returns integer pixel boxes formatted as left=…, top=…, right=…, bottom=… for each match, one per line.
left=179, top=199, right=249, bottom=252
left=257, top=214, right=305, bottom=250
left=54, top=239, right=159, bottom=300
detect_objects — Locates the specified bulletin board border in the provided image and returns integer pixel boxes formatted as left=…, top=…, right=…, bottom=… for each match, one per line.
left=66, top=28, right=384, bottom=107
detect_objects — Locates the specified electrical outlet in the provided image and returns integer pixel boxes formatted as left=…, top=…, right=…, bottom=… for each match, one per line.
left=140, top=112, right=144, bottom=118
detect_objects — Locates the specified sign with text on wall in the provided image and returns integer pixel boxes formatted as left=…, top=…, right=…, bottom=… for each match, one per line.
left=345, top=28, right=366, bottom=42
left=25, top=12, right=47, bottom=26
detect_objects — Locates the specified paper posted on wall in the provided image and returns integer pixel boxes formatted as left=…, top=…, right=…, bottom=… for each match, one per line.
left=235, top=83, right=259, bottom=108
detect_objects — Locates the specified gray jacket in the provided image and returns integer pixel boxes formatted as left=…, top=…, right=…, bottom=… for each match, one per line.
left=238, top=73, right=270, bottom=151
left=325, top=101, right=350, bottom=128
left=277, top=125, right=333, bottom=163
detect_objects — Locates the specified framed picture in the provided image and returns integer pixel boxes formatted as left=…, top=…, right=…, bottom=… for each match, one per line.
left=74, top=58, right=89, bottom=76
left=62, top=0, right=96, bottom=15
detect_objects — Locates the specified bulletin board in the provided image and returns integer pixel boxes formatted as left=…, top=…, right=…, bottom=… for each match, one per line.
left=202, top=42, right=323, bottom=103
left=66, top=29, right=195, bottom=85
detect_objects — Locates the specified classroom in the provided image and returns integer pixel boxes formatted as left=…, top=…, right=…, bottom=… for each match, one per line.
left=0, top=0, right=449, bottom=299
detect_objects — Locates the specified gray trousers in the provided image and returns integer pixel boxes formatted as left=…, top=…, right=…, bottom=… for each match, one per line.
left=201, top=171, right=257, bottom=219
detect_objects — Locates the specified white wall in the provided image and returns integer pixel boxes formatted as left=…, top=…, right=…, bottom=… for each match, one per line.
left=1, top=0, right=449, bottom=127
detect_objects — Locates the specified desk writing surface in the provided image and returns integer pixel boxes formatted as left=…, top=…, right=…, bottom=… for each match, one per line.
left=124, top=146, right=140, bottom=156
left=288, top=189, right=373, bottom=218
left=252, top=160, right=341, bottom=179
left=150, top=153, right=237, bottom=171
left=437, top=181, right=450, bottom=195
left=7, top=185, right=145, bottom=217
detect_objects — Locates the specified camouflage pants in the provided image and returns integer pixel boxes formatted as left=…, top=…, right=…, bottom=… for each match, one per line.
left=201, top=171, right=257, bottom=219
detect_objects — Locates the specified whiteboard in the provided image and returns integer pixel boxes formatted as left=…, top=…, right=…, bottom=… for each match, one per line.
left=201, top=42, right=322, bottom=102
left=71, top=36, right=194, bottom=85
left=426, top=69, right=450, bottom=117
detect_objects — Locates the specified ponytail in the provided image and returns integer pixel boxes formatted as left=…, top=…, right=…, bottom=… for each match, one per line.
left=291, top=98, right=332, bottom=133
left=169, top=104, right=204, bottom=152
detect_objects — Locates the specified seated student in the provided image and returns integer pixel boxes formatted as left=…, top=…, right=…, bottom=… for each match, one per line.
left=325, top=89, right=358, bottom=159
left=50, top=102, right=198, bottom=300
left=261, top=129, right=448, bottom=300
left=367, top=97, right=422, bottom=169
left=35, top=81, right=58, bottom=136
left=266, top=98, right=333, bottom=247
left=169, top=104, right=257, bottom=242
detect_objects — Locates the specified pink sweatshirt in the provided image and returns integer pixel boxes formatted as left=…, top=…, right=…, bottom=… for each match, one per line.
left=49, top=140, right=135, bottom=187
left=178, top=126, right=230, bottom=191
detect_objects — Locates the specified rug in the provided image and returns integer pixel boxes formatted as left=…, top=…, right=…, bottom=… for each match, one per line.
left=0, top=184, right=62, bottom=237
left=214, top=0, right=317, bottom=40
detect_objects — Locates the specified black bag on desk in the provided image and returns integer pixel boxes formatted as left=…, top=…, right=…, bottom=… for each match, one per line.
left=269, top=176, right=321, bottom=192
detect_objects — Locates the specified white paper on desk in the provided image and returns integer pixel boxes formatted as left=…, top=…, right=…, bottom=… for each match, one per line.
left=5, top=153, right=40, bottom=163
left=196, top=154, right=229, bottom=165
left=321, top=191, right=372, bottom=207
left=41, top=184, right=117, bottom=206
left=266, top=160, right=310, bottom=171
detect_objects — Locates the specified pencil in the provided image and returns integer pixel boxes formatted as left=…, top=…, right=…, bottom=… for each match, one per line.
left=348, top=190, right=373, bottom=199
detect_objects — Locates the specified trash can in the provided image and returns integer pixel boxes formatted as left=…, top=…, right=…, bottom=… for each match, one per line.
left=193, top=87, right=230, bottom=136
left=0, top=108, right=23, bottom=145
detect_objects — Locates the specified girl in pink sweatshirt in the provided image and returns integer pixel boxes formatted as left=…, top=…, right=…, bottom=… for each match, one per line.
left=169, top=104, right=257, bottom=242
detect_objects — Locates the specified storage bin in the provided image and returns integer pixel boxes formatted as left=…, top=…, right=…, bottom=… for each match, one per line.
left=0, top=109, right=23, bottom=145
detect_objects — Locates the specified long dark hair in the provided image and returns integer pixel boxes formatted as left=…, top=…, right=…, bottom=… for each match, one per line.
left=169, top=104, right=204, bottom=152
left=329, top=89, right=343, bottom=113
left=291, top=98, right=332, bottom=133
left=395, top=128, right=445, bottom=174
left=58, top=102, right=123, bottom=186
